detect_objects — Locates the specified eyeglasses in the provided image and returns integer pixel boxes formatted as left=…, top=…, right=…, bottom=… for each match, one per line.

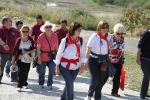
left=45, top=26, right=52, bottom=29
left=116, top=32, right=123, bottom=35
left=76, top=28, right=82, bottom=32
left=101, top=26, right=109, bottom=29
left=22, top=31, right=29, bottom=33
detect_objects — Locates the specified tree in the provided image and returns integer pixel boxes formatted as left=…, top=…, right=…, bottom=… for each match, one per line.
left=120, top=9, right=149, bottom=36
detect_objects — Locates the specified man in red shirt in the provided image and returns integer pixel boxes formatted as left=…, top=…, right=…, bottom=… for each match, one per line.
left=30, top=15, right=44, bottom=41
left=0, top=16, right=19, bottom=83
left=5, top=20, right=23, bottom=78
left=54, top=19, right=68, bottom=76
left=54, top=19, right=68, bottom=46
left=30, top=15, right=44, bottom=75
left=15, top=20, right=23, bottom=36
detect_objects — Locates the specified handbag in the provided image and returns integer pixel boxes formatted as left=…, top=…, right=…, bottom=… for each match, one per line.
left=44, top=33, right=56, bottom=60
left=118, top=57, right=125, bottom=64
left=119, top=65, right=126, bottom=91
left=21, top=53, right=34, bottom=63
left=108, top=61, right=116, bottom=77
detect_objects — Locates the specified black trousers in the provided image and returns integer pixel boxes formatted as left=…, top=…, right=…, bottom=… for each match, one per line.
left=140, top=59, right=150, bottom=97
left=17, top=60, right=30, bottom=88
left=104, top=63, right=122, bottom=94
left=87, top=57, right=107, bottom=99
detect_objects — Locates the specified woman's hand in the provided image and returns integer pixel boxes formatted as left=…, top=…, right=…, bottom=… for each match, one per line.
left=79, top=63, right=86, bottom=75
left=37, top=57, right=41, bottom=64
left=11, top=60, right=15, bottom=65
left=22, top=50, right=28, bottom=55
left=55, top=65, right=60, bottom=76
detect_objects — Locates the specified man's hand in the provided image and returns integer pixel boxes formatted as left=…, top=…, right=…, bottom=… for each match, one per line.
left=136, top=58, right=141, bottom=65
left=3, top=44, right=9, bottom=51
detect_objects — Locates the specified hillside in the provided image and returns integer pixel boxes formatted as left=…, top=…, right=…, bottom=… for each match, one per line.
left=0, top=0, right=123, bottom=30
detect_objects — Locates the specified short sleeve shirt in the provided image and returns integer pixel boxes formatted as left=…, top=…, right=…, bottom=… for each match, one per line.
left=87, top=32, right=112, bottom=57
left=109, top=35, right=124, bottom=63
left=37, top=33, right=58, bottom=61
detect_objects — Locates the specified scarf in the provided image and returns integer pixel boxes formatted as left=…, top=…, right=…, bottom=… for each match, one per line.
left=66, top=34, right=81, bottom=57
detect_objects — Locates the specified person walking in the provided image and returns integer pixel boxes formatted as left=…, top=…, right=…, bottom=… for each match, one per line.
left=104, top=23, right=125, bottom=97
left=85, top=20, right=112, bottom=100
left=0, top=16, right=19, bottom=83
left=5, top=20, right=23, bottom=78
left=54, top=22, right=87, bottom=100
left=37, top=21, right=58, bottom=90
left=11, top=25, right=36, bottom=92
left=30, top=15, right=45, bottom=75
left=136, top=30, right=150, bottom=99
left=54, top=19, right=68, bottom=76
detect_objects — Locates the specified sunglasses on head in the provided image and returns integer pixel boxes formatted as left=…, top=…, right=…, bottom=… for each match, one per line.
left=22, top=31, right=29, bottom=33
left=116, top=32, right=123, bottom=35
left=101, top=26, right=109, bottom=29
left=45, top=26, right=52, bottom=29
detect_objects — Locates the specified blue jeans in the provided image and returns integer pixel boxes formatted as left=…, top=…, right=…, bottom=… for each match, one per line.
left=0, top=53, right=18, bottom=81
left=36, top=65, right=40, bottom=75
left=39, top=60, right=55, bottom=86
left=59, top=64, right=79, bottom=100
left=140, top=59, right=150, bottom=97
left=5, top=60, right=11, bottom=74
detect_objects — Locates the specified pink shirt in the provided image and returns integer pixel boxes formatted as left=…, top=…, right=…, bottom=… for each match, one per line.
left=37, top=33, right=58, bottom=61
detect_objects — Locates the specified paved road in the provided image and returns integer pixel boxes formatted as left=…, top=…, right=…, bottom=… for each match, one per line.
left=0, top=67, right=147, bottom=100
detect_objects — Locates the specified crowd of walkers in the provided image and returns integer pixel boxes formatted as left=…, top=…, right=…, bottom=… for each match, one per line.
left=0, top=15, right=150, bottom=100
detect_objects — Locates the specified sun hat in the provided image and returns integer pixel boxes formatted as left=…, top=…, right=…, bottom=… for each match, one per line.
left=10, top=64, right=18, bottom=73
left=40, top=21, right=56, bottom=32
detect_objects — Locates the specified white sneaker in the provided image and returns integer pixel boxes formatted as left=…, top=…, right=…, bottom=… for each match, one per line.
left=17, top=88, right=21, bottom=92
left=47, top=86, right=52, bottom=90
left=85, top=96, right=91, bottom=100
left=23, top=86, right=28, bottom=89
left=39, top=85, right=44, bottom=89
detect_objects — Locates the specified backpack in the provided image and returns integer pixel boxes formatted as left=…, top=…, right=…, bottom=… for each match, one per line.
left=63, top=37, right=83, bottom=52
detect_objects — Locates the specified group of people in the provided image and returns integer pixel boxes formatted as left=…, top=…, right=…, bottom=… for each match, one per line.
left=0, top=14, right=149, bottom=100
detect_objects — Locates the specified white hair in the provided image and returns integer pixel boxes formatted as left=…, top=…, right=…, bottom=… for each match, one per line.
left=113, top=23, right=124, bottom=33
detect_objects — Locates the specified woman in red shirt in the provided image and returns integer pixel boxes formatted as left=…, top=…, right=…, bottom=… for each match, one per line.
left=37, top=21, right=58, bottom=90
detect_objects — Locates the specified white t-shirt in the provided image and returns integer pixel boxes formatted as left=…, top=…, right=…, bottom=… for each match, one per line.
left=18, top=39, right=32, bottom=59
left=54, top=37, right=87, bottom=70
left=87, top=32, right=112, bottom=58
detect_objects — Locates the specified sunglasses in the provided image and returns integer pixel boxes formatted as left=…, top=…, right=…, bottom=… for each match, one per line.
left=45, top=26, right=52, bottom=29
left=101, top=26, right=109, bottom=29
left=116, top=32, right=123, bottom=35
left=76, top=28, right=82, bottom=32
left=22, top=31, right=29, bottom=33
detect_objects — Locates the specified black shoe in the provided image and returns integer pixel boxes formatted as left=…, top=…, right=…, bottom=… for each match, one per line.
left=140, top=95, right=145, bottom=99
left=11, top=80, right=18, bottom=82
left=0, top=81, right=1, bottom=84
left=145, top=94, right=150, bottom=98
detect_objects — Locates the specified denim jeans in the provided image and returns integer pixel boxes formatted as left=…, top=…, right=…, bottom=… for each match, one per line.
left=87, top=57, right=107, bottom=99
left=140, top=59, right=150, bottom=97
left=39, top=60, right=55, bottom=86
left=5, top=60, right=11, bottom=74
left=59, top=64, right=79, bottom=100
left=0, top=52, right=18, bottom=81
left=36, top=65, right=40, bottom=75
